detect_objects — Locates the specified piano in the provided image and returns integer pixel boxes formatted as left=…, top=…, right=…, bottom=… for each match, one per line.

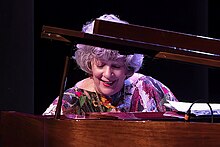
left=1, top=20, right=220, bottom=147
left=41, top=19, right=220, bottom=67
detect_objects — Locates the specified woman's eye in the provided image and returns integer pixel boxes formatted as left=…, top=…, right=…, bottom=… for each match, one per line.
left=112, top=65, right=121, bottom=68
left=96, top=63, right=105, bottom=67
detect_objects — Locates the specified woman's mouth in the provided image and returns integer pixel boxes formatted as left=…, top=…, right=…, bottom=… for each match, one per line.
left=101, top=80, right=115, bottom=87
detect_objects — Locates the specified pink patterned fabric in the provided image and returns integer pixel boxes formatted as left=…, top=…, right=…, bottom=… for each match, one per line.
left=43, top=73, right=178, bottom=115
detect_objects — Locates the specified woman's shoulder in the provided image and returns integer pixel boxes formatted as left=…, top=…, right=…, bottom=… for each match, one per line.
left=125, top=73, right=167, bottom=90
left=125, top=73, right=155, bottom=84
left=64, top=78, right=96, bottom=98
left=63, top=85, right=95, bottom=104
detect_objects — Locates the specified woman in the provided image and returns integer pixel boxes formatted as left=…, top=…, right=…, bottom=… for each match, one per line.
left=43, top=14, right=178, bottom=116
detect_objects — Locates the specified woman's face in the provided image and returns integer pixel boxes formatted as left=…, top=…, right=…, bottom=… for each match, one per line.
left=91, top=58, right=128, bottom=96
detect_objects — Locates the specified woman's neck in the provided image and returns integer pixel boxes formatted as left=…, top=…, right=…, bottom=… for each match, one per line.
left=75, top=77, right=95, bottom=92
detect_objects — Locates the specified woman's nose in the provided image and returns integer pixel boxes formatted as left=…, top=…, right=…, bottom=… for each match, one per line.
left=103, top=66, right=114, bottom=78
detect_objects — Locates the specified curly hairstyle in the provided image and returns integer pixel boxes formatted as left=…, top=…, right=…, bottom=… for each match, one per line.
left=74, top=14, right=144, bottom=77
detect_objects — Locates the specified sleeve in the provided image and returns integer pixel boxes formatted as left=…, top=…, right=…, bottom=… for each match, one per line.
left=42, top=87, right=80, bottom=115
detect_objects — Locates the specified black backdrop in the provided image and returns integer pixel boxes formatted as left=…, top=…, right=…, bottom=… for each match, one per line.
left=1, top=0, right=220, bottom=115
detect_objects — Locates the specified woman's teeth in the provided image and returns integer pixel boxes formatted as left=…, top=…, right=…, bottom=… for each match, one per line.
left=102, top=80, right=114, bottom=86
left=105, top=81, right=113, bottom=84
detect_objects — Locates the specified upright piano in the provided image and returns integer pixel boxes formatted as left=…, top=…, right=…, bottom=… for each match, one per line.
left=1, top=20, right=220, bottom=147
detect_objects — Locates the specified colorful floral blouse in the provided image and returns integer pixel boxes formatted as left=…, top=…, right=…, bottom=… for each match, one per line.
left=43, top=73, right=178, bottom=116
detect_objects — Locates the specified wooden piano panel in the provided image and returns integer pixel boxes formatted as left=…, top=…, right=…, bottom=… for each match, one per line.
left=1, top=111, right=220, bottom=147
left=0, top=111, right=45, bottom=147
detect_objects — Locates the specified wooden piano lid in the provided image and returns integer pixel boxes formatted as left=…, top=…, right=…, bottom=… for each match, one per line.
left=41, top=20, right=220, bottom=67
left=94, top=19, right=220, bottom=68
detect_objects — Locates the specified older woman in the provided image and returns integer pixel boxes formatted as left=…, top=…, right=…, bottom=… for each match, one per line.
left=43, top=14, right=178, bottom=116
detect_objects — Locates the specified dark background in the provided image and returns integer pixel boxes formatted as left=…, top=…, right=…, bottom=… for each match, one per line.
left=1, top=0, right=220, bottom=115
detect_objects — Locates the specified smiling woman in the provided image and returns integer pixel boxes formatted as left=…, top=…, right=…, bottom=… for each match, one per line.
left=43, top=14, right=178, bottom=116
left=91, top=58, right=127, bottom=96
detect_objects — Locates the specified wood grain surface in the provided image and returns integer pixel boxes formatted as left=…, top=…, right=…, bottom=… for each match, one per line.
left=1, top=111, right=220, bottom=147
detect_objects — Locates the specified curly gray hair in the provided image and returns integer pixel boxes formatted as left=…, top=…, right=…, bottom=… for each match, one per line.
left=74, top=14, right=144, bottom=76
